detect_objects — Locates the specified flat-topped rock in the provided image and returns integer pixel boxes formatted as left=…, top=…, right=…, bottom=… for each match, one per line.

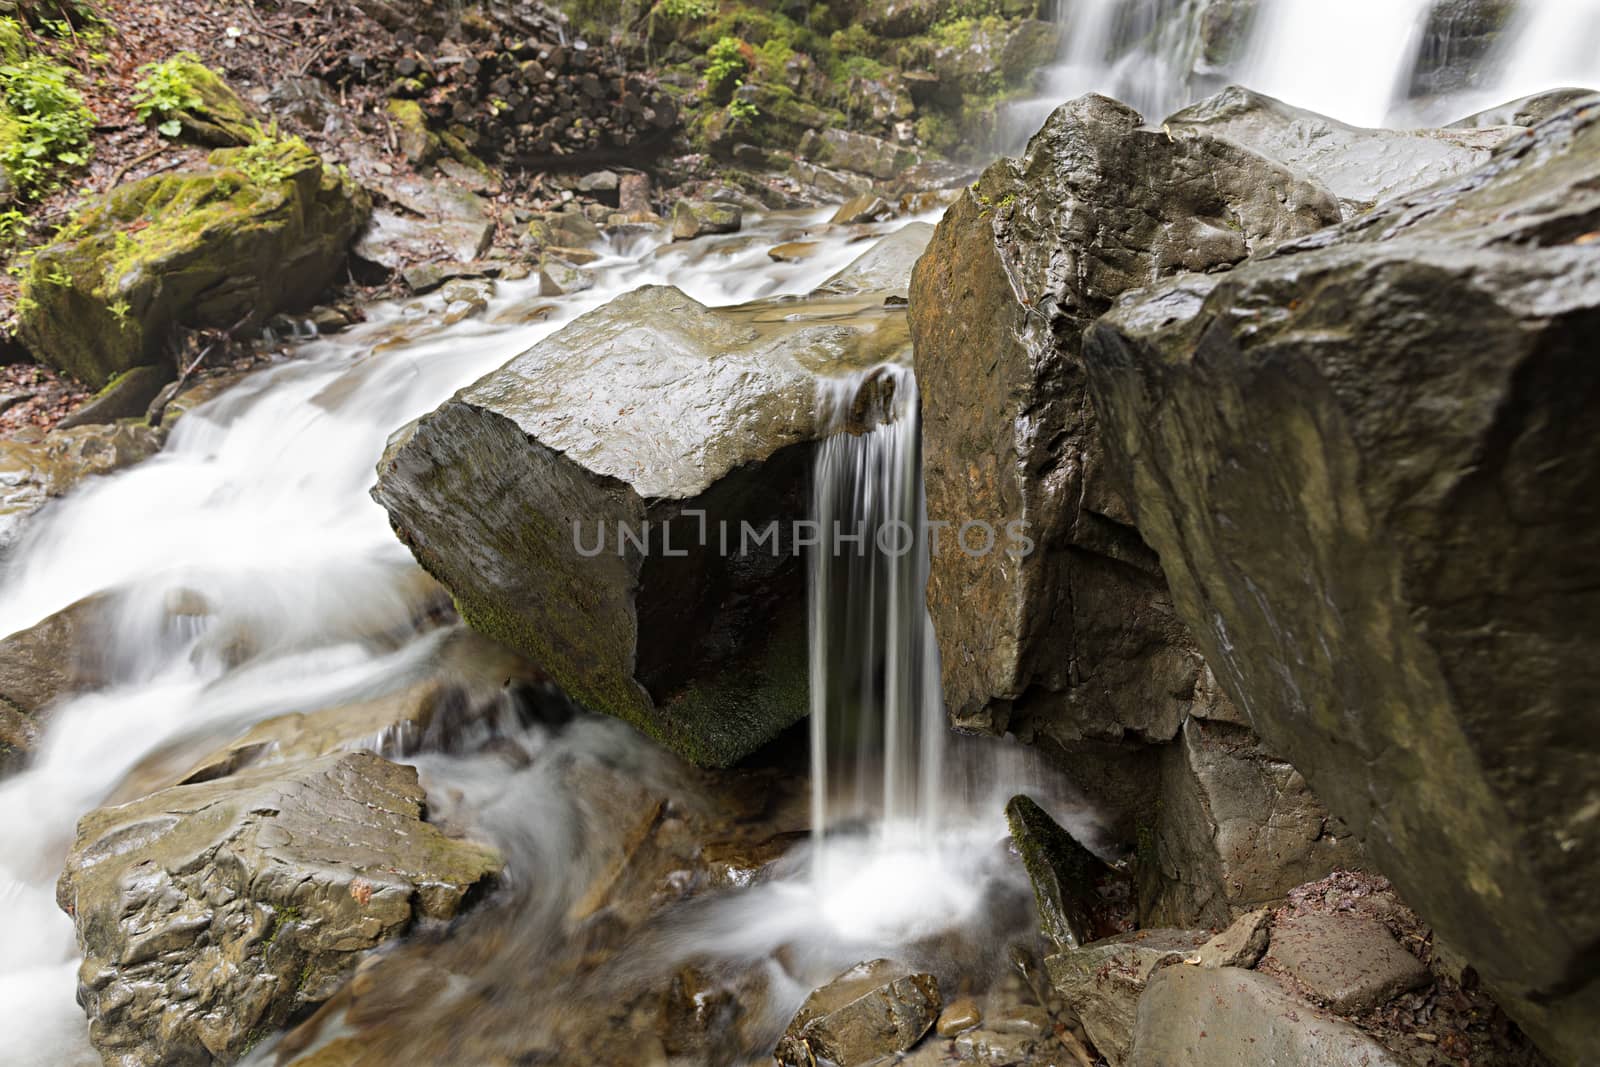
left=1265, top=912, right=1428, bottom=1013
left=1130, top=967, right=1405, bottom=1066
left=374, top=273, right=914, bottom=767
left=1047, top=929, right=1209, bottom=1066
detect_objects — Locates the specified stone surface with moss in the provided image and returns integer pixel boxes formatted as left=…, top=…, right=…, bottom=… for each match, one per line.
left=17, top=138, right=368, bottom=387
left=374, top=239, right=929, bottom=766
left=134, top=55, right=263, bottom=146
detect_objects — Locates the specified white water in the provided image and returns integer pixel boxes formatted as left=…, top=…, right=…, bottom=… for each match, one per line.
left=808, top=365, right=944, bottom=847
left=1234, top=0, right=1435, bottom=127
left=0, top=209, right=959, bottom=1064
left=1488, top=0, right=1600, bottom=106
left=1022, top=0, right=1600, bottom=141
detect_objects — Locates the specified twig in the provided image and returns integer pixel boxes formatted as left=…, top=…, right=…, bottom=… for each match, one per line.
left=107, top=147, right=166, bottom=191
left=297, top=36, right=333, bottom=76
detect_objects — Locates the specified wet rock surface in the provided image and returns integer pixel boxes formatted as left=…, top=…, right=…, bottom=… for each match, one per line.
left=374, top=242, right=920, bottom=766
left=776, top=959, right=942, bottom=1067
left=57, top=751, right=502, bottom=1067
left=1165, top=85, right=1510, bottom=213
left=0, top=420, right=166, bottom=548
left=1005, top=794, right=1111, bottom=950
left=909, top=92, right=1348, bottom=929
left=0, top=594, right=110, bottom=774
left=1083, top=100, right=1600, bottom=1062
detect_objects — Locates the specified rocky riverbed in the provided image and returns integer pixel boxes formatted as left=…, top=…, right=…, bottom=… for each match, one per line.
left=0, top=1, right=1597, bottom=1065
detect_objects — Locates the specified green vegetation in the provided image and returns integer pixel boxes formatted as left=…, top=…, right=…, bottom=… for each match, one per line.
left=704, top=35, right=748, bottom=96
left=132, top=53, right=206, bottom=137
left=653, top=0, right=709, bottom=20
left=0, top=38, right=94, bottom=200
left=726, top=97, right=758, bottom=122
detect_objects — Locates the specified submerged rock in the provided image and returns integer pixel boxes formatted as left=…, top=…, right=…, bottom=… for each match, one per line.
left=0, top=594, right=109, bottom=774
left=1083, top=101, right=1600, bottom=1062
left=57, top=751, right=501, bottom=1067
left=18, top=139, right=368, bottom=388
left=373, top=267, right=914, bottom=766
left=671, top=198, right=742, bottom=240
left=1129, top=967, right=1405, bottom=1066
left=1165, top=86, right=1509, bottom=213
left=776, top=959, right=941, bottom=1067
left=0, top=420, right=166, bottom=547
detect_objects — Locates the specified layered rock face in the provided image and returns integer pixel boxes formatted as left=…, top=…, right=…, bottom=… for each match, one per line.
left=1083, top=101, right=1600, bottom=1062
left=375, top=236, right=923, bottom=767
left=908, top=94, right=1354, bottom=922
left=57, top=752, right=502, bottom=1067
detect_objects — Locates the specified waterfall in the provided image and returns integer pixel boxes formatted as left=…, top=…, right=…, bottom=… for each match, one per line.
left=1021, top=0, right=1600, bottom=138
left=807, top=365, right=944, bottom=848
left=1233, top=0, right=1435, bottom=127
left=1491, top=0, right=1600, bottom=103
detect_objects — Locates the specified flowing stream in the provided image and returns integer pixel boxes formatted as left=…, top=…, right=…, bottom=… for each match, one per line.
left=0, top=209, right=1075, bottom=1064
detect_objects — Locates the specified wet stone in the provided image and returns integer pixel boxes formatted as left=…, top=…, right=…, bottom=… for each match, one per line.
left=937, top=995, right=983, bottom=1037
left=776, top=959, right=941, bottom=1067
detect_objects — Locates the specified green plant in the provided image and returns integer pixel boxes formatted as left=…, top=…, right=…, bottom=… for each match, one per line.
left=132, top=54, right=204, bottom=137
left=0, top=55, right=93, bottom=198
left=231, top=134, right=307, bottom=185
left=705, top=35, right=749, bottom=95
left=0, top=206, right=25, bottom=247
left=655, top=0, right=710, bottom=20
left=727, top=97, right=758, bottom=121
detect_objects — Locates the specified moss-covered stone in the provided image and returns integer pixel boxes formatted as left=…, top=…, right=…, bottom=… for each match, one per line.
left=154, top=57, right=262, bottom=147
left=1006, top=795, right=1108, bottom=949
left=17, top=138, right=369, bottom=387
left=385, top=97, right=439, bottom=165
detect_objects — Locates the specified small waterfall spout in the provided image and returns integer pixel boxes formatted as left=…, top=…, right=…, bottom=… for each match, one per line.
left=807, top=365, right=944, bottom=850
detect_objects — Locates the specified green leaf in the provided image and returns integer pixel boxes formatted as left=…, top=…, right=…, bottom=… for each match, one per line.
left=158, top=119, right=182, bottom=137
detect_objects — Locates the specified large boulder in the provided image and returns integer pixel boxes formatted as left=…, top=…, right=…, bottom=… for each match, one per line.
left=19, top=139, right=368, bottom=387
left=57, top=751, right=501, bottom=1067
left=374, top=260, right=917, bottom=767
left=1082, top=101, right=1600, bottom=1063
left=1165, top=86, right=1510, bottom=214
left=1140, top=720, right=1364, bottom=928
left=907, top=93, right=1336, bottom=761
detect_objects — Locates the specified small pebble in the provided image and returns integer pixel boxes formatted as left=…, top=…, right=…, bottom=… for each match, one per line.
left=936, top=996, right=982, bottom=1037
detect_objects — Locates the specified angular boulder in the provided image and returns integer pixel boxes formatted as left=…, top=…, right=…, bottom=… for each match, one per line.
left=1083, top=101, right=1600, bottom=1063
left=1264, top=913, right=1428, bottom=1014
left=374, top=275, right=914, bottom=766
left=671, top=198, right=741, bottom=241
left=1046, top=929, right=1208, bottom=1067
left=19, top=139, right=368, bottom=387
left=1140, top=720, right=1363, bottom=928
left=1165, top=86, right=1510, bottom=214
left=1006, top=794, right=1109, bottom=949
left=775, top=959, right=941, bottom=1067
left=909, top=93, right=1339, bottom=750
left=57, top=751, right=501, bottom=1067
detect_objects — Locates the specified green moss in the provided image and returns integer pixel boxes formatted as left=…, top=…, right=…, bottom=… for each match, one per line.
left=132, top=55, right=260, bottom=146
left=1006, top=794, right=1106, bottom=947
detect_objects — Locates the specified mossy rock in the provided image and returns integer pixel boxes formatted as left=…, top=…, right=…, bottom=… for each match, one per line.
left=17, top=139, right=369, bottom=387
left=157, top=58, right=263, bottom=147
left=386, top=97, right=439, bottom=165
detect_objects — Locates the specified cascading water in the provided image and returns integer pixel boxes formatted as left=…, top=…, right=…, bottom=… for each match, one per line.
left=1233, top=0, right=1436, bottom=127
left=1020, top=0, right=1600, bottom=142
left=808, top=365, right=944, bottom=847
